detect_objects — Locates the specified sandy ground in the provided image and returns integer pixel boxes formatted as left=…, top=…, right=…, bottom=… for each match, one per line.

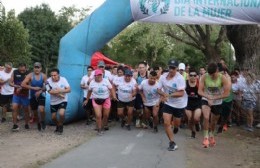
left=0, top=112, right=259, bottom=168
left=0, top=113, right=96, bottom=168
left=185, top=126, right=260, bottom=168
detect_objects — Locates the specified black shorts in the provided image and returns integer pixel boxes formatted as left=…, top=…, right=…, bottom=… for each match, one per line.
left=50, top=102, right=67, bottom=113
left=83, top=98, right=93, bottom=110
left=117, top=100, right=134, bottom=108
left=201, top=100, right=222, bottom=115
left=30, top=95, right=46, bottom=110
left=134, top=94, right=143, bottom=110
left=145, top=106, right=154, bottom=112
left=222, top=101, right=232, bottom=118
left=186, top=102, right=201, bottom=111
left=161, top=104, right=184, bottom=118
left=0, top=94, right=13, bottom=106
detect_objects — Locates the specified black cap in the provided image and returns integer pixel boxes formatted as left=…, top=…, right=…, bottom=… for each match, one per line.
left=168, top=59, right=179, bottom=67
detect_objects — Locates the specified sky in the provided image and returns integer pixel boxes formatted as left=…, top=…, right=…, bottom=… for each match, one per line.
left=1, top=0, right=105, bottom=14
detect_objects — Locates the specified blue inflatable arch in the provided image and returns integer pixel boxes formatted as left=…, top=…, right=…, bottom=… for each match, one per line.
left=45, top=0, right=260, bottom=123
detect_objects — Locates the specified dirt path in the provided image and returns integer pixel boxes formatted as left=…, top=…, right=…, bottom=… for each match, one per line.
left=0, top=118, right=96, bottom=168
left=0, top=115, right=259, bottom=168
left=185, top=127, right=260, bottom=168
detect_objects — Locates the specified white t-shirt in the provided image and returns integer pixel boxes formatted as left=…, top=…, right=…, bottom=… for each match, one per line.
left=116, top=77, right=137, bottom=102
left=0, top=70, right=14, bottom=95
left=81, top=75, right=91, bottom=98
left=158, top=72, right=187, bottom=108
left=47, top=77, right=70, bottom=105
left=112, top=75, right=123, bottom=86
left=139, top=79, right=160, bottom=106
left=89, top=78, right=112, bottom=99
left=90, top=70, right=113, bottom=81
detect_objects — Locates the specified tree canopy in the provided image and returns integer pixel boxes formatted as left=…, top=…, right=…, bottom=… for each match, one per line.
left=0, top=9, right=31, bottom=66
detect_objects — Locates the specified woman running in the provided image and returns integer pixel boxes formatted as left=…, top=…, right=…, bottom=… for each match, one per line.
left=185, top=68, right=202, bottom=138
left=84, top=69, right=117, bottom=135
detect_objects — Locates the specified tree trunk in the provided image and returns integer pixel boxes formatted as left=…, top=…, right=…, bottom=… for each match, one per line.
left=226, top=25, right=260, bottom=76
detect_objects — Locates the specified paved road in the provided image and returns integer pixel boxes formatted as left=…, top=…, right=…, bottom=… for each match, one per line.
left=43, top=124, right=187, bottom=168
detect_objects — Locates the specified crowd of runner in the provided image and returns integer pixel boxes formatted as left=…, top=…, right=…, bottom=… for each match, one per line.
left=0, top=59, right=259, bottom=151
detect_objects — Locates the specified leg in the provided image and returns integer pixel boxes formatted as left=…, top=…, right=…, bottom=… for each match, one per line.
left=185, top=109, right=193, bottom=131
left=12, top=103, right=19, bottom=125
left=58, top=108, right=65, bottom=126
left=38, top=105, right=45, bottom=122
left=202, top=105, right=211, bottom=137
left=93, top=105, right=103, bottom=131
left=152, top=105, right=160, bottom=128
left=51, top=112, right=58, bottom=125
left=102, top=108, right=110, bottom=129
left=163, top=113, right=174, bottom=142
left=126, top=106, right=134, bottom=126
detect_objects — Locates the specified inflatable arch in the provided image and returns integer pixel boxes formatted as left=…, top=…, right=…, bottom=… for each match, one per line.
left=45, top=0, right=260, bottom=123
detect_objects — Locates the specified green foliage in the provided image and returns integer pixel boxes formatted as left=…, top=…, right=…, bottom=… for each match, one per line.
left=18, top=4, right=72, bottom=72
left=0, top=10, right=31, bottom=66
left=102, top=23, right=209, bottom=69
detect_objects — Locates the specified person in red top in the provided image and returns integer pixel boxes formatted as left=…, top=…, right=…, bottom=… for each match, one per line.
left=9, top=63, right=30, bottom=131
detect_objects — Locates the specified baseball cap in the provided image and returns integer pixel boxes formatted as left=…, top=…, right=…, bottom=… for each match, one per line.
left=94, top=69, right=103, bottom=76
left=124, top=69, right=133, bottom=76
left=97, top=60, right=105, bottom=67
left=178, top=63, right=185, bottom=70
left=34, top=62, right=42, bottom=67
left=168, top=59, right=179, bottom=68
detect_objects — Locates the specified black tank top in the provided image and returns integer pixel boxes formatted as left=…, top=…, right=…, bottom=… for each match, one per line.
left=185, top=80, right=201, bottom=105
left=13, top=70, right=29, bottom=96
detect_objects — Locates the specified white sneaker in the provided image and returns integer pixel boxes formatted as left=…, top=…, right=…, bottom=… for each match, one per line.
left=135, top=119, right=141, bottom=128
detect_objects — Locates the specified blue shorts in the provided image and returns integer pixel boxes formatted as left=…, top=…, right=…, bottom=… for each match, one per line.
left=12, top=95, right=30, bottom=106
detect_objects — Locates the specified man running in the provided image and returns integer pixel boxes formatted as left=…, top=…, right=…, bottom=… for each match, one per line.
left=134, top=61, right=149, bottom=128
left=157, top=60, right=188, bottom=151
left=9, top=63, right=30, bottom=131
left=81, top=66, right=94, bottom=125
left=21, top=62, right=47, bottom=131
left=198, top=62, right=230, bottom=148
left=139, top=71, right=161, bottom=132
left=46, top=68, right=71, bottom=134
left=0, top=62, right=14, bottom=122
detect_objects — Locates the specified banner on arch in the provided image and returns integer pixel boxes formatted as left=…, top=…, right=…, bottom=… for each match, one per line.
left=130, top=0, right=260, bottom=24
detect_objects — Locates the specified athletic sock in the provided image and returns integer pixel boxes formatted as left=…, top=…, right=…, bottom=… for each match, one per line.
left=203, top=130, right=209, bottom=138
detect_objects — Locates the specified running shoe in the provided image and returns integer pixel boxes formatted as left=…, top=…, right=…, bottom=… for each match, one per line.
left=135, top=119, right=141, bottom=128
left=191, top=131, right=196, bottom=138
left=173, top=127, right=179, bottom=134
left=1, top=117, right=6, bottom=123
left=168, top=141, right=178, bottom=151
left=104, top=125, right=109, bottom=131
left=195, top=123, right=201, bottom=132
left=12, top=124, right=19, bottom=132
left=37, top=123, right=41, bottom=131
left=121, top=119, right=126, bottom=128
left=24, top=124, right=29, bottom=130
left=223, top=124, right=228, bottom=131
left=41, top=121, right=46, bottom=130
left=246, top=126, right=254, bottom=132
left=202, top=138, right=209, bottom=148
left=141, top=122, right=148, bottom=129
left=153, top=126, right=158, bottom=133
left=97, top=129, right=104, bottom=136
left=126, top=124, right=131, bottom=131
left=209, top=137, right=216, bottom=147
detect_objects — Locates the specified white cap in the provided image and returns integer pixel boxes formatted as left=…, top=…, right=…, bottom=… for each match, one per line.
left=178, top=63, right=185, bottom=70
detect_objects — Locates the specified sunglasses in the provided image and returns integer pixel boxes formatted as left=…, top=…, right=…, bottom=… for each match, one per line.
left=87, top=69, right=93, bottom=71
left=34, top=66, right=40, bottom=69
left=189, top=74, right=197, bottom=77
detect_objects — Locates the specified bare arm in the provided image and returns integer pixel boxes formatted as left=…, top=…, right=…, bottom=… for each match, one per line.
left=198, top=74, right=209, bottom=99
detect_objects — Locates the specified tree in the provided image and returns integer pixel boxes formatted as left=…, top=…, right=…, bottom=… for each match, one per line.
left=102, top=23, right=211, bottom=69
left=18, top=4, right=72, bottom=73
left=0, top=9, right=31, bottom=66
left=226, top=25, right=260, bottom=75
left=58, top=5, right=91, bottom=26
left=165, top=25, right=232, bottom=63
